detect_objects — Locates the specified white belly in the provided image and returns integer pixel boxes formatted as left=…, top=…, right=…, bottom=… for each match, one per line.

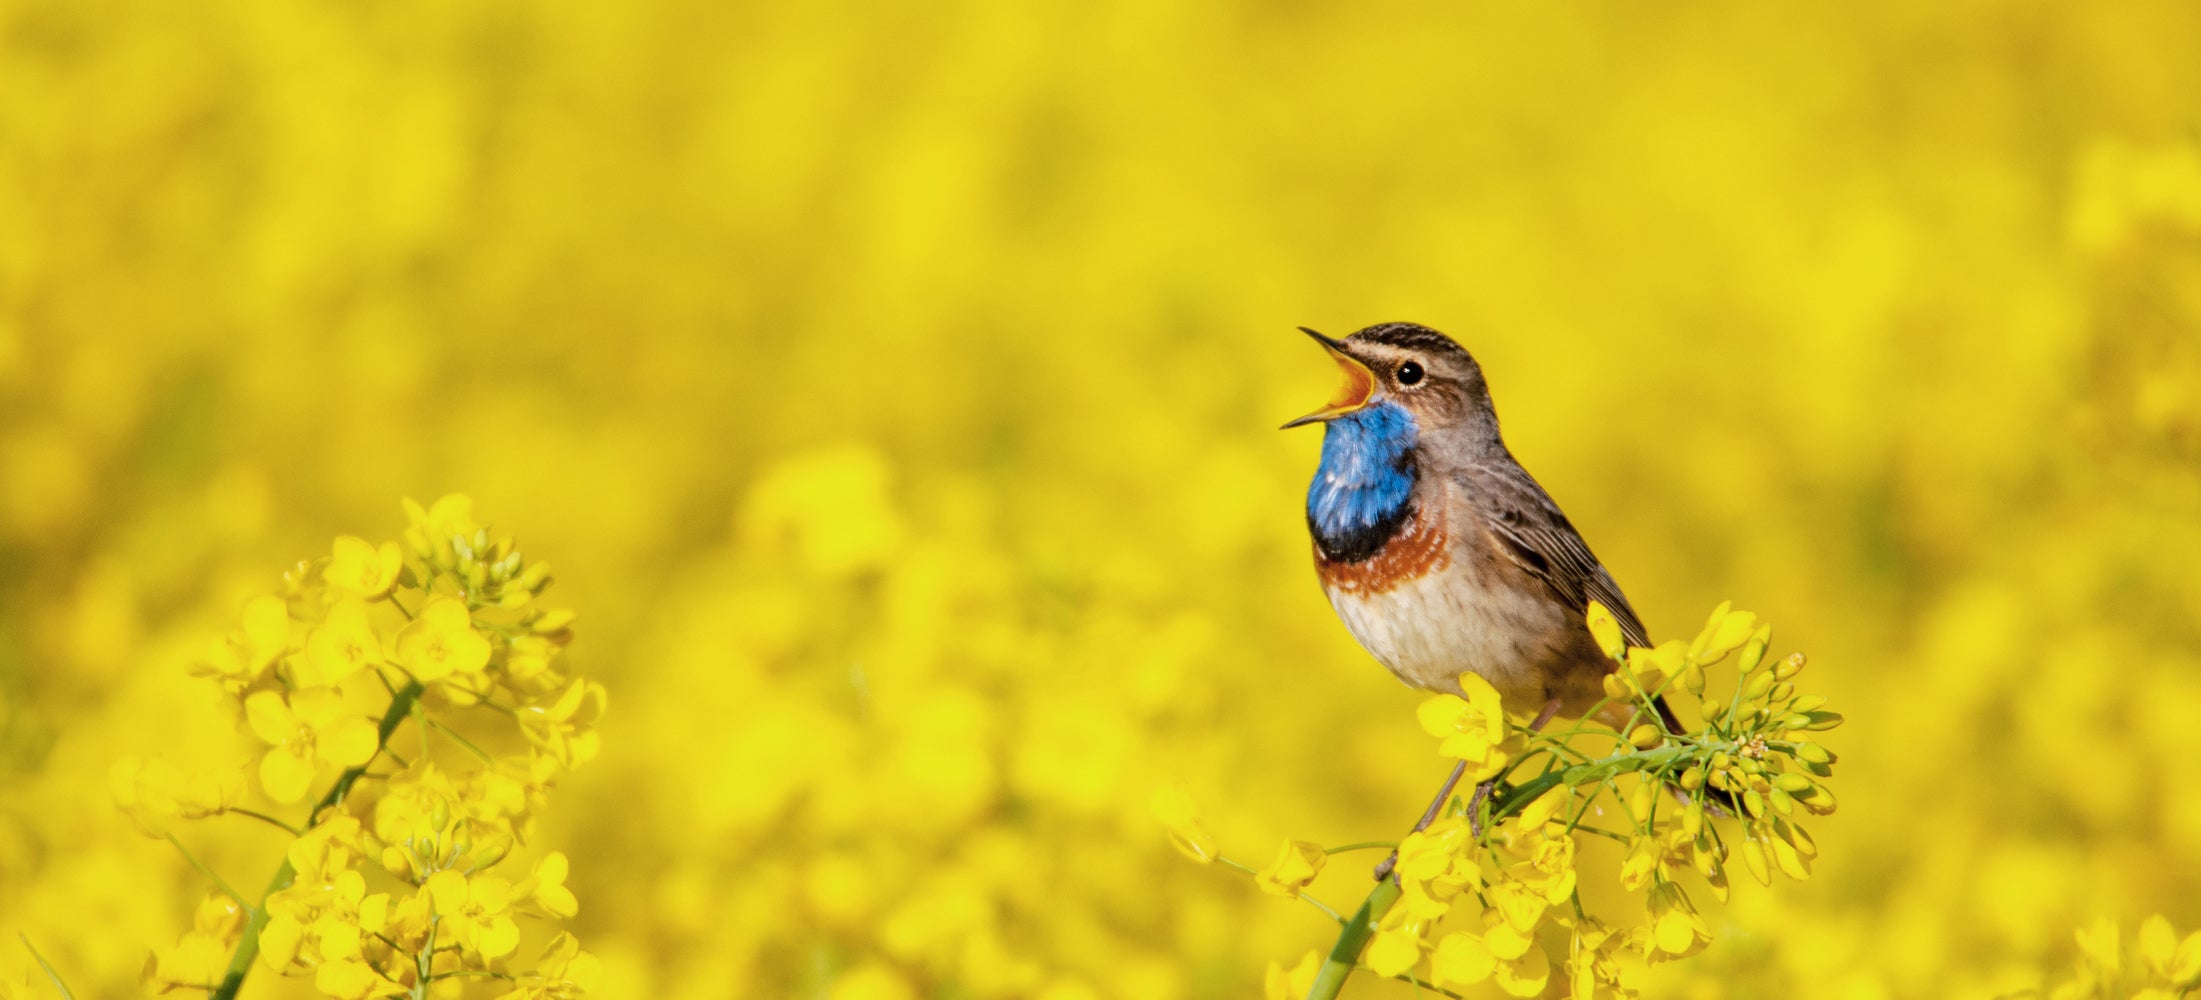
left=1325, top=566, right=1570, bottom=706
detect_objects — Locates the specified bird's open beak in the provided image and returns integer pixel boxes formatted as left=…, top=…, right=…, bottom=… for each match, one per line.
left=1281, top=327, right=1378, bottom=429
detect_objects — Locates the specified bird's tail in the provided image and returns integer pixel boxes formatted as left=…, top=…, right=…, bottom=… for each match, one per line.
left=1653, top=695, right=1742, bottom=815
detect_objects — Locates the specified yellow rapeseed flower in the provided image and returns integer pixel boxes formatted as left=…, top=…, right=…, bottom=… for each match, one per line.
left=1417, top=673, right=1513, bottom=779
left=242, top=689, right=379, bottom=802
left=1254, top=840, right=1326, bottom=898
left=518, top=678, right=605, bottom=768
left=393, top=596, right=491, bottom=684
left=496, top=933, right=601, bottom=1000
left=1263, top=950, right=1320, bottom=1000
left=109, top=757, right=244, bottom=835
left=297, top=597, right=384, bottom=689
left=1363, top=920, right=1424, bottom=979
left=326, top=535, right=403, bottom=600
left=1148, top=785, right=1216, bottom=864
left=426, top=868, right=521, bottom=961
left=517, top=851, right=580, bottom=918
left=1432, top=932, right=1495, bottom=987
left=1585, top=601, right=1627, bottom=661
left=144, top=930, right=229, bottom=995
left=313, top=958, right=407, bottom=1000
left=195, top=594, right=292, bottom=686
left=1647, top=884, right=1713, bottom=960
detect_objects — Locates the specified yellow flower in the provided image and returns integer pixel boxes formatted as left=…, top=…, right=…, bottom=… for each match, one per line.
left=297, top=597, right=384, bottom=689
left=1364, top=921, right=1424, bottom=979
left=243, top=689, right=380, bottom=802
left=194, top=594, right=292, bottom=685
left=1585, top=600, right=1627, bottom=661
left=1254, top=840, right=1326, bottom=898
left=496, top=933, right=601, bottom=1000
left=1647, top=884, right=1712, bottom=959
left=1493, top=943, right=1551, bottom=997
left=404, top=494, right=484, bottom=565
left=110, top=756, right=244, bottom=835
left=139, top=919, right=239, bottom=996
left=1565, top=920, right=1646, bottom=1000
left=1487, top=876, right=1558, bottom=938
left=1149, top=785, right=1216, bottom=863
left=1431, top=932, right=1495, bottom=987
left=1519, top=827, right=1579, bottom=905
left=1438, top=920, right=1551, bottom=997
left=2138, top=915, right=2201, bottom=986
left=314, top=958, right=407, bottom=1000
left=1263, top=951, right=1320, bottom=1000
left=145, top=930, right=229, bottom=994
left=426, top=869, right=521, bottom=961
left=519, top=678, right=605, bottom=768
left=1417, top=673, right=1513, bottom=779
left=1513, top=786, right=1570, bottom=830
left=394, top=596, right=491, bottom=684
left=1617, top=834, right=1661, bottom=892
left=364, top=887, right=435, bottom=953
left=326, top=535, right=402, bottom=600
left=259, top=867, right=370, bottom=974
left=1395, top=817, right=1473, bottom=882
left=517, top=850, right=579, bottom=918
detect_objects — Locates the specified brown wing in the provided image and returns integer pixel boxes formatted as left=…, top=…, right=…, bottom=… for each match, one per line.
left=1458, top=462, right=1651, bottom=649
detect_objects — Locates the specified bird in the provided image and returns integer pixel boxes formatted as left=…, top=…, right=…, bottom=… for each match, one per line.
left=1282, top=321, right=1702, bottom=875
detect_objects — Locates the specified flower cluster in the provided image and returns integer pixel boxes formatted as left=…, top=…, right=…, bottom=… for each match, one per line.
left=2048, top=916, right=2201, bottom=1000
left=122, top=497, right=601, bottom=999
left=1169, top=604, right=1842, bottom=999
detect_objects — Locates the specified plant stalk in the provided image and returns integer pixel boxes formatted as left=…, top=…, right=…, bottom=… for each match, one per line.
left=209, top=681, right=423, bottom=1000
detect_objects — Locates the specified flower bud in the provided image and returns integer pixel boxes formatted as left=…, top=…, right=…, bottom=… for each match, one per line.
left=1741, top=838, right=1770, bottom=885
left=1797, top=711, right=1845, bottom=732
left=1774, top=653, right=1806, bottom=680
left=519, top=562, right=553, bottom=593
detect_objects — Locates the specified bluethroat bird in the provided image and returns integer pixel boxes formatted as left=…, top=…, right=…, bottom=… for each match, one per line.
left=1285, top=322, right=1708, bottom=878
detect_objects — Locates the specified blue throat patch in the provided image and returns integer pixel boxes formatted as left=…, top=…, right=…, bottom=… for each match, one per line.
left=1307, top=401, right=1419, bottom=563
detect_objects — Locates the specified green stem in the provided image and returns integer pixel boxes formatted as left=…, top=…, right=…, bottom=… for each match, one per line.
left=19, top=933, right=76, bottom=1000
left=1303, top=877, right=1400, bottom=1000
left=164, top=833, right=246, bottom=907
left=227, top=807, right=303, bottom=837
left=209, top=681, right=423, bottom=1000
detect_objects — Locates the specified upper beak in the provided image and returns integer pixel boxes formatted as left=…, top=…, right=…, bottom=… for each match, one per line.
left=1281, top=327, right=1378, bottom=429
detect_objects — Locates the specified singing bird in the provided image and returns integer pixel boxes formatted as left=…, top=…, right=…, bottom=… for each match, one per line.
left=1284, top=322, right=1693, bottom=866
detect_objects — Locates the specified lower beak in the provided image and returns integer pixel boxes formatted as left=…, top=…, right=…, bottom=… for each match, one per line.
left=1281, top=327, right=1378, bottom=429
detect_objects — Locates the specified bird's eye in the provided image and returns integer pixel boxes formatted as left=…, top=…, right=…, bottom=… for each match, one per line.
left=1397, top=361, right=1424, bottom=386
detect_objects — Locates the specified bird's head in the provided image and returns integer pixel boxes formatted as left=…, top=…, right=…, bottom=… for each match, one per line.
left=1282, top=322, right=1498, bottom=454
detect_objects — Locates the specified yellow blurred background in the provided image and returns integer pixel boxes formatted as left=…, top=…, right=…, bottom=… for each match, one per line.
left=4, top=0, right=2200, bottom=996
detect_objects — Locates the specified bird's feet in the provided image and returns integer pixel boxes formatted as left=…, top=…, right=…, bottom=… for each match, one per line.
left=1465, top=778, right=1494, bottom=839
